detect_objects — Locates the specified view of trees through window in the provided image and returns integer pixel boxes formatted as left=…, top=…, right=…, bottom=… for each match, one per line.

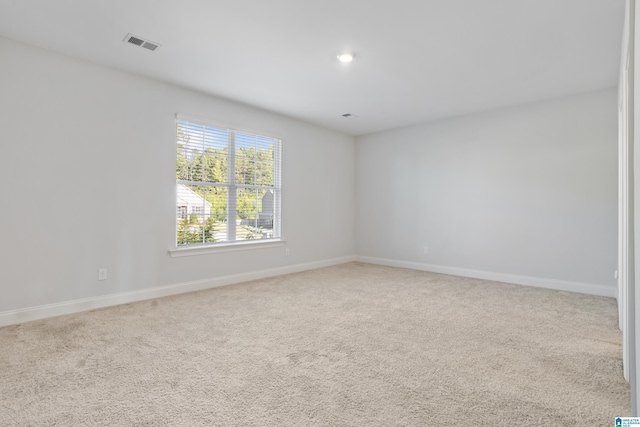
left=176, top=119, right=281, bottom=246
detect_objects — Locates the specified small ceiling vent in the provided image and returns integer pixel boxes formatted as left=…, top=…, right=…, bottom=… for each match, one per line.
left=124, top=33, right=160, bottom=52
left=341, top=113, right=358, bottom=119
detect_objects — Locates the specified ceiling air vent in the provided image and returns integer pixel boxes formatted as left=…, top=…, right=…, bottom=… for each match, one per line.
left=124, top=33, right=160, bottom=52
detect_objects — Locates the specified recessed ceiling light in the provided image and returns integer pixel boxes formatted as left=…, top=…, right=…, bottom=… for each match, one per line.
left=337, top=52, right=354, bottom=63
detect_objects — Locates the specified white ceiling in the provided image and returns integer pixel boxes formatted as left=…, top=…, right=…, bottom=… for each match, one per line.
left=0, top=0, right=625, bottom=136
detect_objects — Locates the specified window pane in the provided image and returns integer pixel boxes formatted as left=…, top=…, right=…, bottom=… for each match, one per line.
left=177, top=120, right=229, bottom=183
left=205, top=187, right=228, bottom=243
left=176, top=184, right=208, bottom=246
left=235, top=132, right=258, bottom=158
left=235, top=132, right=276, bottom=186
left=176, top=122, right=204, bottom=182
left=255, top=137, right=274, bottom=186
left=255, top=160, right=274, bottom=186
left=176, top=185, right=230, bottom=245
left=176, top=139, right=203, bottom=181
left=236, top=188, right=274, bottom=240
left=202, top=127, right=228, bottom=183
left=235, top=160, right=254, bottom=185
left=235, top=134, right=256, bottom=187
left=235, top=158, right=274, bottom=186
left=203, top=152, right=227, bottom=183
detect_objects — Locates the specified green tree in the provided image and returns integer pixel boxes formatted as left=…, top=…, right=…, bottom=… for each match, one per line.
left=177, top=217, right=203, bottom=245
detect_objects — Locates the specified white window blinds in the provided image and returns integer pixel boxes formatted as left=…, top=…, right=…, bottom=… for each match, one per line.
left=176, top=117, right=282, bottom=247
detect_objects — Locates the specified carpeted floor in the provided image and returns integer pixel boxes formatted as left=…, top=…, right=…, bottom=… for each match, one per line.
left=0, top=262, right=630, bottom=426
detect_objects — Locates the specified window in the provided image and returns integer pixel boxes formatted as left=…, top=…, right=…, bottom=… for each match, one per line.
left=175, top=117, right=282, bottom=247
left=177, top=206, right=187, bottom=219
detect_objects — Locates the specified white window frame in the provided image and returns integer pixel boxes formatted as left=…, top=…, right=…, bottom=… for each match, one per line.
left=170, top=115, right=283, bottom=257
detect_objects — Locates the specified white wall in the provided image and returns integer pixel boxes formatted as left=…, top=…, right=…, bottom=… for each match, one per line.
left=0, top=37, right=355, bottom=316
left=356, top=89, right=618, bottom=293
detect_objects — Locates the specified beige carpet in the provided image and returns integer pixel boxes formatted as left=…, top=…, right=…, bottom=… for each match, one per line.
left=0, top=262, right=630, bottom=426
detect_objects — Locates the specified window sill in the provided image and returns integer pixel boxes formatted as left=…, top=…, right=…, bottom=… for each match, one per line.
left=168, top=239, right=285, bottom=257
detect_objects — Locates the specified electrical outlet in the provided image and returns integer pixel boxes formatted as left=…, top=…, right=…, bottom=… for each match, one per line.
left=285, top=248, right=290, bottom=256
left=98, top=268, right=107, bottom=281
left=423, top=246, right=429, bottom=255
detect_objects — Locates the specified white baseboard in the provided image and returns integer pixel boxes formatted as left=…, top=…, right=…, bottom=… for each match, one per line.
left=0, top=255, right=356, bottom=327
left=1, top=254, right=615, bottom=327
left=355, top=256, right=616, bottom=298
